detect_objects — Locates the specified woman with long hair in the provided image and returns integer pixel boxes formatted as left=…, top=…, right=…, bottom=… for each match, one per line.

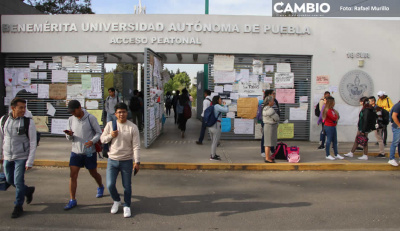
left=176, top=88, right=191, bottom=138
left=209, top=95, right=229, bottom=161
left=345, top=97, right=374, bottom=160
left=322, top=97, right=343, bottom=160
left=262, top=96, right=280, bottom=163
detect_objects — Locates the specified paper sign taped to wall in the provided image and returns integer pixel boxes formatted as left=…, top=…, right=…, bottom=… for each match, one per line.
left=87, top=110, right=103, bottom=126
left=276, top=89, right=295, bottom=104
left=277, top=63, right=291, bottom=73
left=221, top=118, right=232, bottom=132
left=277, top=123, right=294, bottom=139
left=214, top=55, right=234, bottom=71
left=237, top=97, right=258, bottom=119
left=33, top=116, right=49, bottom=132
left=316, top=75, right=329, bottom=85
left=275, top=73, right=294, bottom=89
left=214, top=70, right=236, bottom=83
left=49, top=83, right=67, bottom=100
left=51, top=119, right=68, bottom=134
left=234, top=119, right=254, bottom=134
left=238, top=82, right=263, bottom=95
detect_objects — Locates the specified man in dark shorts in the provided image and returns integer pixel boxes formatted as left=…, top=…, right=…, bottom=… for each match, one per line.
left=64, top=100, right=104, bottom=210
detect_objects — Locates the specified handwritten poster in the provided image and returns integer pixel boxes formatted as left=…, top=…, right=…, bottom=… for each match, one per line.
left=214, top=70, right=236, bottom=83
left=67, top=84, right=85, bottom=99
left=276, top=89, right=295, bottom=104
left=87, top=110, right=103, bottom=126
left=221, top=118, right=232, bottom=132
left=52, top=70, right=68, bottom=83
left=277, top=123, right=294, bottom=139
left=49, top=84, right=67, bottom=100
left=275, top=73, right=294, bottom=89
left=81, top=74, right=92, bottom=90
left=252, top=59, right=263, bottom=75
left=214, top=55, right=234, bottom=71
left=214, top=86, right=224, bottom=93
left=316, top=75, right=330, bottom=85
left=277, top=63, right=291, bottom=73
left=4, top=68, right=16, bottom=86
left=237, top=97, right=258, bottom=119
left=33, top=116, right=49, bottom=132
left=234, top=119, right=254, bottom=134
left=38, top=84, right=49, bottom=98
left=51, top=119, right=68, bottom=134
left=86, top=100, right=99, bottom=109
left=238, top=82, right=263, bottom=95
left=62, top=56, right=76, bottom=67
left=224, top=85, right=233, bottom=92
left=289, top=107, right=308, bottom=121
left=91, top=77, right=101, bottom=93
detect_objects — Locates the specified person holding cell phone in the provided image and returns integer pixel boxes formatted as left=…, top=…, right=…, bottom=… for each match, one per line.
left=100, top=102, right=140, bottom=218
left=64, top=100, right=104, bottom=210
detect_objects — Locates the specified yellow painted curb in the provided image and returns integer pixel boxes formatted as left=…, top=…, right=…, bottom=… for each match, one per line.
left=33, top=160, right=400, bottom=171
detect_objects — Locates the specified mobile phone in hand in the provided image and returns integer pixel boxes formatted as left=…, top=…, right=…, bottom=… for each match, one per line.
left=134, top=168, right=138, bottom=176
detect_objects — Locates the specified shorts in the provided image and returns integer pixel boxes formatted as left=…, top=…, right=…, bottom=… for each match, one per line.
left=69, top=152, right=97, bottom=169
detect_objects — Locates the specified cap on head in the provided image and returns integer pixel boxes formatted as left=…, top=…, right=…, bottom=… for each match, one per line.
left=67, top=100, right=81, bottom=113
left=377, top=91, right=385, bottom=97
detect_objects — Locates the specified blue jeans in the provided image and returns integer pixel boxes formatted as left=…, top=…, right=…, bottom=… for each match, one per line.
left=324, top=125, right=338, bottom=157
left=106, top=159, right=133, bottom=207
left=390, top=127, right=400, bottom=160
left=3, top=159, right=28, bottom=206
left=198, top=117, right=207, bottom=143
left=106, top=113, right=117, bottom=122
left=320, top=124, right=326, bottom=146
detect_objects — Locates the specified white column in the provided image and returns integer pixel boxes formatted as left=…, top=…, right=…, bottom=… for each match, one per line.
left=137, top=63, right=141, bottom=91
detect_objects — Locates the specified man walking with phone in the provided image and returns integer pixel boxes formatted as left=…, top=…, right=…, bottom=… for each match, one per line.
left=101, top=102, right=140, bottom=218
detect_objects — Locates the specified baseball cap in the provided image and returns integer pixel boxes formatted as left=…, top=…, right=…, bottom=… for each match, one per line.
left=67, top=100, right=81, bottom=113
left=377, top=91, right=385, bottom=97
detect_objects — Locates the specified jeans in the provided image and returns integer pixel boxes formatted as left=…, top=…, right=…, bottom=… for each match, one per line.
left=106, top=158, right=133, bottom=207
left=324, top=125, right=338, bottom=157
left=198, top=117, right=207, bottom=143
left=320, top=124, right=326, bottom=146
left=209, top=122, right=221, bottom=156
left=390, top=127, right=400, bottom=160
left=106, top=113, right=117, bottom=122
left=4, top=159, right=28, bottom=206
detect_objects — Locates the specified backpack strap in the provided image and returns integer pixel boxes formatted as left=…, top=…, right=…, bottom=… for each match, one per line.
left=1, top=115, right=9, bottom=134
left=24, top=117, right=30, bottom=140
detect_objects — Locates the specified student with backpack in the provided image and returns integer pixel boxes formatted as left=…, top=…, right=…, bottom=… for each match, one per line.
left=322, top=97, right=343, bottom=160
left=369, top=96, right=387, bottom=158
left=208, top=95, right=228, bottom=161
left=0, top=98, right=37, bottom=218
left=262, top=96, right=280, bottom=163
left=176, top=89, right=191, bottom=138
left=388, top=100, right=400, bottom=166
left=165, top=91, right=173, bottom=117
left=377, top=91, right=394, bottom=146
left=345, top=97, right=377, bottom=160
left=196, top=90, right=212, bottom=145
left=172, top=90, right=180, bottom=124
left=105, top=88, right=119, bottom=122
left=129, top=90, right=143, bottom=131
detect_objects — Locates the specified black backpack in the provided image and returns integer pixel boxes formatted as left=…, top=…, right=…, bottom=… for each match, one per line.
left=165, top=96, right=172, bottom=107
left=1, top=115, right=41, bottom=146
left=364, top=108, right=377, bottom=132
left=271, top=142, right=288, bottom=160
left=129, top=96, right=141, bottom=112
left=314, top=103, right=321, bottom=117
left=381, top=108, right=390, bottom=126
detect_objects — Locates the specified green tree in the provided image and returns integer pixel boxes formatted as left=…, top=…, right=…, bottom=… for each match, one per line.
left=189, top=85, right=197, bottom=107
left=163, top=71, right=191, bottom=94
left=24, top=0, right=94, bottom=14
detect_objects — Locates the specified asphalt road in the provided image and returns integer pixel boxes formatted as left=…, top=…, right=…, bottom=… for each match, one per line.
left=1, top=168, right=400, bottom=231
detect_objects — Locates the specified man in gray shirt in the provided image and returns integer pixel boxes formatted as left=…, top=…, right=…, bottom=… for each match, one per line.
left=105, top=88, right=119, bottom=122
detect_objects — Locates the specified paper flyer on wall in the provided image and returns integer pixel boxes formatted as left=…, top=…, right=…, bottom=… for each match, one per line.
left=234, top=119, right=254, bottom=134
left=62, top=56, right=76, bottom=67
left=86, top=100, right=99, bottom=109
left=46, top=103, right=56, bottom=116
left=32, top=116, right=49, bottom=132
left=289, top=107, right=307, bottom=121
left=79, top=55, right=88, bottom=63
left=274, top=73, right=294, bottom=88
left=252, top=59, right=263, bottom=75
left=213, top=55, right=234, bottom=71
left=264, top=65, right=274, bottom=73
left=51, top=119, right=68, bottom=134
left=52, top=70, right=68, bottom=83
left=38, top=84, right=49, bottom=98
left=214, top=70, right=236, bottom=83
left=276, top=63, right=291, bottom=73
left=276, top=89, right=295, bottom=104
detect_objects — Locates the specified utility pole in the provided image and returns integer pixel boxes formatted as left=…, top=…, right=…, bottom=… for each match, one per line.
left=204, top=0, right=209, bottom=90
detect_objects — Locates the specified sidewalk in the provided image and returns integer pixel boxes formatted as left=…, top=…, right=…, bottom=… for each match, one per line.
left=34, top=115, right=400, bottom=171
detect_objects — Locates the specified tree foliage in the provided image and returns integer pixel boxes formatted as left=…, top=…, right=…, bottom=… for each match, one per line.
left=24, top=0, right=94, bottom=14
left=164, top=71, right=191, bottom=94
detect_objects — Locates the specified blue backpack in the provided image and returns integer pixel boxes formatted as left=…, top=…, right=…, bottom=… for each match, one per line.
left=203, top=105, right=221, bottom=127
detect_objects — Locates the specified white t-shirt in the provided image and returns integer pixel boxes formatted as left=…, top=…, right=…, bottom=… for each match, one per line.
left=201, top=96, right=212, bottom=117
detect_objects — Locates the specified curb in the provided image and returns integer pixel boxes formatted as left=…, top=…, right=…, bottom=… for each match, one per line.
left=33, top=160, right=400, bottom=171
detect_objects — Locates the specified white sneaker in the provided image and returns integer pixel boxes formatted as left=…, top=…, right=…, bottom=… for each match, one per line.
left=326, top=155, right=335, bottom=160
left=344, top=152, right=353, bottom=158
left=335, top=154, right=344, bottom=160
left=261, top=153, right=266, bottom=158
left=358, top=155, right=368, bottom=160
left=111, top=201, right=121, bottom=214
left=123, top=207, right=131, bottom=218
left=388, top=159, right=399, bottom=167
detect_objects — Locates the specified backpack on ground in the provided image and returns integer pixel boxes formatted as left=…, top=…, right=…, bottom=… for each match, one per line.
left=203, top=105, right=221, bottom=127
left=183, top=103, right=192, bottom=119
left=287, top=146, right=300, bottom=163
left=271, top=142, right=288, bottom=160
left=1, top=115, right=41, bottom=146
left=314, top=103, right=321, bottom=117
left=129, top=96, right=141, bottom=112
left=165, top=96, right=172, bottom=108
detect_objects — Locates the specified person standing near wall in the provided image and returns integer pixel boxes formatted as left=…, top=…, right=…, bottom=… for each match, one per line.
left=321, top=97, right=343, bottom=160
left=317, top=91, right=331, bottom=149
left=64, top=100, right=104, bottom=210
left=196, top=89, right=212, bottom=145
left=172, top=90, right=180, bottom=124
left=105, top=88, right=119, bottom=122
left=209, top=95, right=228, bottom=161
left=260, top=90, right=280, bottom=158
left=369, top=96, right=386, bottom=158
left=177, top=89, right=191, bottom=138
left=388, top=100, right=400, bottom=166
left=262, top=96, right=280, bottom=163
left=0, top=98, right=37, bottom=218
left=345, top=97, right=376, bottom=160
left=100, top=102, right=140, bottom=218
left=129, top=90, right=143, bottom=132
left=165, top=91, right=173, bottom=117
left=377, top=91, right=394, bottom=146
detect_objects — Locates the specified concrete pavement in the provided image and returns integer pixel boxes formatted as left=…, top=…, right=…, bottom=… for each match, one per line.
left=33, top=115, right=400, bottom=171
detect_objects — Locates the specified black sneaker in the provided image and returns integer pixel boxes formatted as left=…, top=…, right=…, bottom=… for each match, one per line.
left=376, top=154, right=386, bottom=158
left=25, top=186, right=35, bottom=204
left=11, top=206, right=23, bottom=219
left=317, top=145, right=325, bottom=150
left=196, top=141, right=202, bottom=145
left=210, top=155, right=221, bottom=161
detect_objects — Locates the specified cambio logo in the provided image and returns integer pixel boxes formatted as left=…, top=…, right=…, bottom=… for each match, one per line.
left=274, top=2, right=331, bottom=13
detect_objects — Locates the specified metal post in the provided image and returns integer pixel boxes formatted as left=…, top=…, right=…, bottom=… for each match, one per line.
left=137, top=63, right=141, bottom=91
left=204, top=0, right=209, bottom=90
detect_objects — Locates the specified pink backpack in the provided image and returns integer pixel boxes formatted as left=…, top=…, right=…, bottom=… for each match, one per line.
left=287, top=146, right=300, bottom=163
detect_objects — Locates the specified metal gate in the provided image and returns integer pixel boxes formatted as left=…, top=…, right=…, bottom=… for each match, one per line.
left=143, top=48, right=164, bottom=148
left=3, top=53, right=105, bottom=136
left=208, top=54, right=312, bottom=140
